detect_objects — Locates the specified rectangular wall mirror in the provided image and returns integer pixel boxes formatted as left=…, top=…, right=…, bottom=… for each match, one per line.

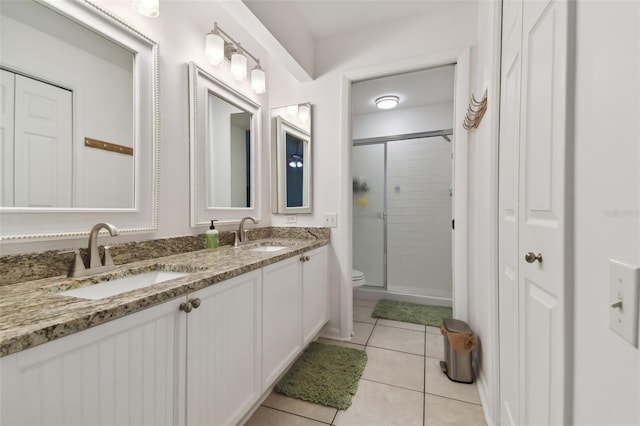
left=188, top=62, right=261, bottom=226
left=271, top=104, right=312, bottom=214
left=0, top=0, right=159, bottom=241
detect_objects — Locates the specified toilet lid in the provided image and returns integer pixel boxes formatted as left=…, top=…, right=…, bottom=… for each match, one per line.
left=352, top=269, right=365, bottom=280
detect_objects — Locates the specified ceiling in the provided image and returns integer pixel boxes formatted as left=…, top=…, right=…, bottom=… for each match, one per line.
left=242, top=0, right=456, bottom=41
left=352, top=65, right=455, bottom=115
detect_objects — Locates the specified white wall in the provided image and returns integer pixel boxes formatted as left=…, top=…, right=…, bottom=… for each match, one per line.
left=572, top=1, right=640, bottom=424
left=465, top=0, right=502, bottom=423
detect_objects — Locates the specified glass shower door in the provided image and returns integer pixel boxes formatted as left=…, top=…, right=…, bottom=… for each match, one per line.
left=352, top=144, right=385, bottom=288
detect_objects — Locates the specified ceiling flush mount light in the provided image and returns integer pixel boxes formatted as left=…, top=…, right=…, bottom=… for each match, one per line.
left=133, top=0, right=159, bottom=17
left=375, top=95, right=399, bottom=110
left=205, top=22, right=266, bottom=94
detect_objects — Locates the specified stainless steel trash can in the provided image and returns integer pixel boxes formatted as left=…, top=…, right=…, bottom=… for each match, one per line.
left=440, top=318, right=474, bottom=384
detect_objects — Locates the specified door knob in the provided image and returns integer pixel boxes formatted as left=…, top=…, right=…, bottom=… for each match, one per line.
left=525, top=252, right=543, bottom=263
left=179, top=301, right=193, bottom=313
left=190, top=298, right=201, bottom=309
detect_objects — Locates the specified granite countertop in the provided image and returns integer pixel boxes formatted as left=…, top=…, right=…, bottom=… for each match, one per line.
left=0, top=236, right=328, bottom=358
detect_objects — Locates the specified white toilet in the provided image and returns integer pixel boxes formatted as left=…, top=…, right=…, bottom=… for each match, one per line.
left=352, top=269, right=366, bottom=287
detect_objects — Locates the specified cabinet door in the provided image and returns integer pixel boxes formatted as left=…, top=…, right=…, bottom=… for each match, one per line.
left=186, top=270, right=262, bottom=426
left=262, top=255, right=302, bottom=388
left=302, top=246, right=328, bottom=345
left=0, top=298, right=186, bottom=426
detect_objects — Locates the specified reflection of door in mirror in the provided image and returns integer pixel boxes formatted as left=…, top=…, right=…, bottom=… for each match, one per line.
left=206, top=92, right=252, bottom=208
left=1, top=70, right=72, bottom=207
left=285, top=133, right=305, bottom=207
left=0, top=0, right=134, bottom=209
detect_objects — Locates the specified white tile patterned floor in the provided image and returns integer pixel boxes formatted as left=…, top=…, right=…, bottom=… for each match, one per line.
left=244, top=299, right=486, bottom=426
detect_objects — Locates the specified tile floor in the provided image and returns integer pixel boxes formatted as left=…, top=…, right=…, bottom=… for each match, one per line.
left=245, top=298, right=486, bottom=426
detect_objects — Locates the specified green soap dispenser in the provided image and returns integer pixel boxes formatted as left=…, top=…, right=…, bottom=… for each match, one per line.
left=206, top=220, right=219, bottom=249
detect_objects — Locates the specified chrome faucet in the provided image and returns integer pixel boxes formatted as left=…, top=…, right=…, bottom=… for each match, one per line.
left=237, top=216, right=257, bottom=245
left=62, top=222, right=119, bottom=277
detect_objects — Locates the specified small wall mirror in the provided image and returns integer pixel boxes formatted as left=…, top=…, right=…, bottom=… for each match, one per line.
left=188, top=62, right=261, bottom=226
left=0, top=0, right=159, bottom=241
left=271, top=104, right=312, bottom=214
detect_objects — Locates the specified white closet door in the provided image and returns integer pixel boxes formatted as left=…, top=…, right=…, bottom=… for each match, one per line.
left=519, top=1, right=571, bottom=424
left=14, top=74, right=73, bottom=207
left=0, top=69, right=15, bottom=206
left=499, top=0, right=572, bottom=425
left=498, top=0, right=523, bottom=424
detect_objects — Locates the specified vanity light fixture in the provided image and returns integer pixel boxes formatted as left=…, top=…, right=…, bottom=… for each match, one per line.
left=288, top=154, right=303, bottom=168
left=230, top=44, right=248, bottom=81
left=133, top=0, right=159, bottom=17
left=205, top=22, right=266, bottom=94
left=375, top=95, right=399, bottom=110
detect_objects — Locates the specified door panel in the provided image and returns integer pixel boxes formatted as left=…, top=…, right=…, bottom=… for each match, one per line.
left=519, top=2, right=569, bottom=424
left=0, top=70, right=15, bottom=206
left=498, top=0, right=571, bottom=425
left=14, top=74, right=72, bottom=207
left=498, top=1, right=523, bottom=424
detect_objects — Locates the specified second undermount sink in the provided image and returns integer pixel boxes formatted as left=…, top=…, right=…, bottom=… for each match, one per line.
left=247, top=245, right=288, bottom=253
left=53, top=265, right=198, bottom=300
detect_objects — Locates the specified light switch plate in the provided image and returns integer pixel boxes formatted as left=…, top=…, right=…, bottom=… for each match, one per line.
left=323, top=213, right=337, bottom=228
left=609, top=259, right=640, bottom=347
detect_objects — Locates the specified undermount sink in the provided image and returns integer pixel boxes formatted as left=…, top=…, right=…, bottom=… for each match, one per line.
left=52, top=265, right=198, bottom=300
left=247, top=245, right=287, bottom=253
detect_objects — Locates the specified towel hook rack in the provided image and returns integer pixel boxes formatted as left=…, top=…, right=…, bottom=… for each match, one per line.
left=463, top=89, right=488, bottom=130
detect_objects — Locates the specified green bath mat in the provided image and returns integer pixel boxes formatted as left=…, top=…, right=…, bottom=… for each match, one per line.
left=372, top=299, right=452, bottom=327
left=274, top=342, right=368, bottom=410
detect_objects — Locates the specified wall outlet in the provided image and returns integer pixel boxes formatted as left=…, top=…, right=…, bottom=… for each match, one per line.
left=609, top=259, right=640, bottom=347
left=285, top=215, right=297, bottom=224
left=323, top=213, right=337, bottom=228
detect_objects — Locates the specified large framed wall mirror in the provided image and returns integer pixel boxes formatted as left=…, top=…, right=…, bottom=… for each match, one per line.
left=271, top=104, right=312, bottom=214
left=188, top=62, right=261, bottom=226
left=0, top=0, right=159, bottom=241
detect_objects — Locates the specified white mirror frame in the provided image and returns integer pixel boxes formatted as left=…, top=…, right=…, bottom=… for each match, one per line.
left=273, top=116, right=312, bottom=214
left=188, top=62, right=261, bottom=227
left=0, top=0, right=159, bottom=242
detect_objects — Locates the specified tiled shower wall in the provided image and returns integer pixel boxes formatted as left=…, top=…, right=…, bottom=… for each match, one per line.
left=386, top=137, right=452, bottom=298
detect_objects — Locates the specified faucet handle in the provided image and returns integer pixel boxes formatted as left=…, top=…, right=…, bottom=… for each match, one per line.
left=102, top=246, right=115, bottom=267
left=233, top=231, right=239, bottom=248
left=59, top=249, right=86, bottom=277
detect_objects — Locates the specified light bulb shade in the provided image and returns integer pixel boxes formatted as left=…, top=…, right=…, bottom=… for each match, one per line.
left=375, top=95, right=399, bottom=110
left=205, top=33, right=224, bottom=65
left=133, top=0, right=159, bottom=17
left=289, top=160, right=297, bottom=168
left=298, top=104, right=310, bottom=123
left=251, top=66, right=266, bottom=94
left=230, top=52, right=247, bottom=81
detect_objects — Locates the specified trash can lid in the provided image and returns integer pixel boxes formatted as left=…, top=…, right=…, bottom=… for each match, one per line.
left=442, top=318, right=473, bottom=335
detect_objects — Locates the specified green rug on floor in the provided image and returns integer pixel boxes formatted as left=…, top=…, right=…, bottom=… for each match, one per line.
left=371, top=299, right=452, bottom=327
left=274, top=342, right=367, bottom=410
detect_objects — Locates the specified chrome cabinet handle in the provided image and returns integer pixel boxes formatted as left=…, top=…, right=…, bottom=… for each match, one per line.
left=190, top=298, right=201, bottom=309
left=179, top=301, right=193, bottom=313
left=525, top=252, right=543, bottom=263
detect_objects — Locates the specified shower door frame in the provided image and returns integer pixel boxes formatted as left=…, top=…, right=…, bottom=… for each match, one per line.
left=353, top=128, right=454, bottom=293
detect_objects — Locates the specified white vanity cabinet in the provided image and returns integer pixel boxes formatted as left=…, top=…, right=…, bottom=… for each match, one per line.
left=0, top=297, right=187, bottom=426
left=185, top=269, right=262, bottom=426
left=1, top=245, right=328, bottom=426
left=262, top=246, right=328, bottom=389
left=301, top=247, right=328, bottom=345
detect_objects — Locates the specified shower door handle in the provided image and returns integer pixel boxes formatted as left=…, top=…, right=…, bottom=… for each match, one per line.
left=378, top=212, right=387, bottom=220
